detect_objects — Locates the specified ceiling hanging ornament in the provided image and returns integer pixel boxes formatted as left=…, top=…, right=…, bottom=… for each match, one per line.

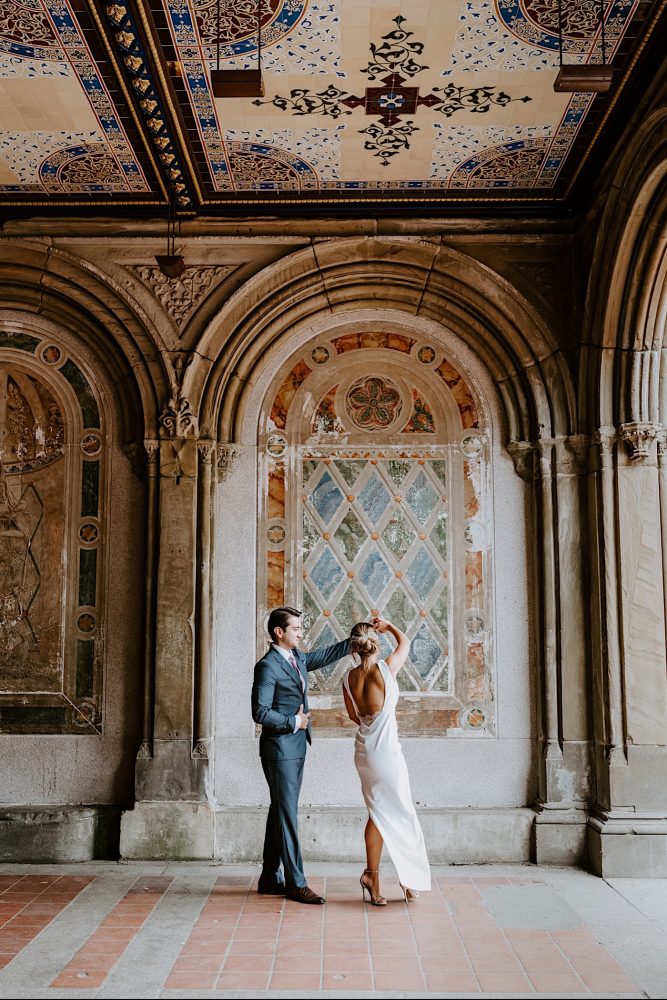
left=156, top=183, right=185, bottom=278
left=210, top=0, right=264, bottom=98
left=554, top=0, right=614, bottom=93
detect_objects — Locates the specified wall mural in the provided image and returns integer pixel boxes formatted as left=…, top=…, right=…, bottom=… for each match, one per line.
left=0, top=332, right=105, bottom=734
left=259, top=333, right=493, bottom=737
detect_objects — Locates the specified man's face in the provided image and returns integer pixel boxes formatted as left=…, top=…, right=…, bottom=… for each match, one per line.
left=275, top=615, right=302, bottom=650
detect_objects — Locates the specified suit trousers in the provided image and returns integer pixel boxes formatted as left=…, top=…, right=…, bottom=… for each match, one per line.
left=260, top=756, right=306, bottom=890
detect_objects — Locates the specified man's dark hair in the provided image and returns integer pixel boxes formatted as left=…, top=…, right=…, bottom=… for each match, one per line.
left=267, top=606, right=301, bottom=642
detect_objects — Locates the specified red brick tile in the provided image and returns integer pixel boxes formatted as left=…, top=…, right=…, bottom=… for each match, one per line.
left=216, top=971, right=270, bottom=989
left=165, top=970, right=219, bottom=989
left=51, top=971, right=107, bottom=989
left=67, top=953, right=119, bottom=973
left=426, top=972, right=480, bottom=992
left=517, top=951, right=573, bottom=974
left=323, top=953, right=371, bottom=972
left=270, top=972, right=322, bottom=989
left=375, top=972, right=427, bottom=991
left=469, top=954, right=525, bottom=974
left=370, top=937, right=419, bottom=955
left=420, top=953, right=472, bottom=973
left=226, top=938, right=276, bottom=956
left=529, top=972, right=586, bottom=992
left=273, top=953, right=322, bottom=973
left=181, top=940, right=229, bottom=957
left=172, top=955, right=223, bottom=972
left=222, top=953, right=274, bottom=972
left=326, top=937, right=371, bottom=954
left=275, top=941, right=323, bottom=956
left=476, top=972, right=533, bottom=992
left=322, top=972, right=373, bottom=990
left=575, top=969, right=638, bottom=992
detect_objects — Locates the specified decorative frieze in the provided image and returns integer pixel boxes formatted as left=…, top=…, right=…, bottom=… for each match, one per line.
left=133, top=266, right=235, bottom=329
left=159, top=395, right=198, bottom=438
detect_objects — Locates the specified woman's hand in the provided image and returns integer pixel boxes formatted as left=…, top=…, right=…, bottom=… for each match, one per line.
left=370, top=617, right=390, bottom=633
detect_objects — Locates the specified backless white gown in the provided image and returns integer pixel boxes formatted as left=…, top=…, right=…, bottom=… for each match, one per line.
left=343, top=660, right=431, bottom=892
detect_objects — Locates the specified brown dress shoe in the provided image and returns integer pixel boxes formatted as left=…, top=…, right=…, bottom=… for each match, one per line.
left=285, top=885, right=325, bottom=904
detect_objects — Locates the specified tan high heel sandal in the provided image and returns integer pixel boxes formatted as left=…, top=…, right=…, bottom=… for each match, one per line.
left=360, top=869, right=387, bottom=906
left=401, top=884, right=419, bottom=901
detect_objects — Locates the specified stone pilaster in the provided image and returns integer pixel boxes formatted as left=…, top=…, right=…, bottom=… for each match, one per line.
left=587, top=425, right=667, bottom=876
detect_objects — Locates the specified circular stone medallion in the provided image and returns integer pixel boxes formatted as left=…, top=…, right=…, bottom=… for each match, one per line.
left=80, top=432, right=102, bottom=457
left=40, top=344, right=63, bottom=365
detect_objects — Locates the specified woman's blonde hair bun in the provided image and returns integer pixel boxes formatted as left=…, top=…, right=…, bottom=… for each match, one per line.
left=350, top=621, right=379, bottom=668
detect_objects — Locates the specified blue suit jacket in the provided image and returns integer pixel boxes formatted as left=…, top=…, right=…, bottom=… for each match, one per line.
left=251, top=640, right=350, bottom=760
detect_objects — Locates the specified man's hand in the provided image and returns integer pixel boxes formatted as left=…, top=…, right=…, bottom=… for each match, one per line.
left=297, top=703, right=311, bottom=729
left=371, top=617, right=389, bottom=633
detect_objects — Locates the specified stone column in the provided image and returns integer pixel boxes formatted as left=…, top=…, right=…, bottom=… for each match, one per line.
left=120, top=397, right=216, bottom=859
left=509, top=435, right=592, bottom=864
left=587, top=423, right=667, bottom=876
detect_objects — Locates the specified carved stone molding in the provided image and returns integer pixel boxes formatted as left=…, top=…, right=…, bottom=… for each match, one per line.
left=216, top=443, right=241, bottom=482
left=507, top=441, right=536, bottom=482
left=133, top=265, right=236, bottom=329
left=159, top=395, right=198, bottom=438
left=619, top=421, right=660, bottom=462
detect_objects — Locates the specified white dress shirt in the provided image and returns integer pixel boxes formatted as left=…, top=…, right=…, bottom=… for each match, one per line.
left=273, top=644, right=305, bottom=733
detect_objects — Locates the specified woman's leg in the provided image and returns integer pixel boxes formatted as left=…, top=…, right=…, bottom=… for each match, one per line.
left=364, top=818, right=384, bottom=895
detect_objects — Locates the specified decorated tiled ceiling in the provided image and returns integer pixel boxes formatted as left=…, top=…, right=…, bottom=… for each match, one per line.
left=0, top=0, right=663, bottom=211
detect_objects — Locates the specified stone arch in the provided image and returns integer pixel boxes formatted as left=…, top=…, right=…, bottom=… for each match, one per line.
left=190, top=238, right=575, bottom=447
left=0, top=241, right=172, bottom=438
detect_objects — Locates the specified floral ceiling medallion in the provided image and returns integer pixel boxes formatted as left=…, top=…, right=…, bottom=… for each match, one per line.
left=345, top=375, right=403, bottom=430
left=255, top=15, right=532, bottom=165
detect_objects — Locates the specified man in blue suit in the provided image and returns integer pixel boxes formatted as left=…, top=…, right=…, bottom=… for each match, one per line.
left=252, top=606, right=350, bottom=903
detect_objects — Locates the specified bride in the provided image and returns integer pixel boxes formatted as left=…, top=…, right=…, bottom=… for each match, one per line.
left=342, top=618, right=431, bottom=905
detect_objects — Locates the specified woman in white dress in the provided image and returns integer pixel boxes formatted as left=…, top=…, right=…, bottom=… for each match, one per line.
left=342, top=618, right=431, bottom=905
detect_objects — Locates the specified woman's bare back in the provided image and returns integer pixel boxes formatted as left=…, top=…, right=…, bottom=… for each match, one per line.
left=348, top=663, right=386, bottom=718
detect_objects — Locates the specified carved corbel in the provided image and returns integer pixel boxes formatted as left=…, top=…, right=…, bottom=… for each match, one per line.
left=144, top=439, right=159, bottom=464
left=192, top=740, right=209, bottom=759
left=197, top=438, right=216, bottom=463
left=619, top=421, right=660, bottom=462
left=507, top=441, right=536, bottom=482
left=216, top=443, right=241, bottom=482
left=159, top=394, right=198, bottom=438
left=555, top=434, right=590, bottom=475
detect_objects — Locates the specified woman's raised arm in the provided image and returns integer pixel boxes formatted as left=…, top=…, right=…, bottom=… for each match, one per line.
left=372, top=618, right=410, bottom=679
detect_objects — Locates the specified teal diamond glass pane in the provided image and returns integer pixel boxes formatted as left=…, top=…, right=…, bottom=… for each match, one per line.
left=407, top=547, right=439, bottom=600
left=334, top=509, right=367, bottom=563
left=384, top=460, right=411, bottom=487
left=334, top=585, right=369, bottom=634
left=303, top=510, right=319, bottom=550
left=430, top=460, right=447, bottom=487
left=302, top=586, right=320, bottom=633
left=359, top=551, right=392, bottom=601
left=312, top=622, right=342, bottom=681
left=385, top=589, right=417, bottom=632
left=357, top=473, right=390, bottom=525
left=430, top=592, right=449, bottom=636
left=430, top=514, right=447, bottom=557
left=303, top=459, right=319, bottom=484
left=432, top=664, right=450, bottom=691
left=377, top=632, right=394, bottom=661
left=309, top=470, right=344, bottom=524
left=405, top=469, right=438, bottom=525
left=336, top=460, right=365, bottom=487
left=410, top=623, right=442, bottom=679
left=382, top=509, right=416, bottom=560
left=310, top=548, right=344, bottom=600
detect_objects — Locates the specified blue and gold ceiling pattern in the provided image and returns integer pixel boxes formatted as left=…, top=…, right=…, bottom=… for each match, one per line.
left=0, top=0, right=664, bottom=211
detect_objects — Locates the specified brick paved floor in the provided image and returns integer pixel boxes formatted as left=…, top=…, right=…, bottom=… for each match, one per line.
left=0, top=863, right=664, bottom=998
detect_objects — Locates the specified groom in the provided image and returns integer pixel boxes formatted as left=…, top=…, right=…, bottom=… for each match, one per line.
left=251, top=606, right=350, bottom=903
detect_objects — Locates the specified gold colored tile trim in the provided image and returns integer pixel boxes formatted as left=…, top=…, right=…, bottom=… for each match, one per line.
left=84, top=0, right=167, bottom=202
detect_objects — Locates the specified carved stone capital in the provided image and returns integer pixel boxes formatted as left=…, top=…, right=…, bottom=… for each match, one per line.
left=159, top=395, right=198, bottom=438
left=136, top=741, right=152, bottom=759
left=619, top=421, right=660, bottom=462
left=197, top=438, right=215, bottom=462
left=144, top=439, right=159, bottom=463
left=216, top=443, right=241, bottom=482
left=593, top=427, right=616, bottom=471
left=192, top=740, right=209, bottom=759
left=507, top=441, right=536, bottom=482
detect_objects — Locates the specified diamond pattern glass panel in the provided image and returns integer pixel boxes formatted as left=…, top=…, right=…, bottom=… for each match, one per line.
left=302, top=586, right=320, bottom=633
left=303, top=459, right=319, bottom=484
left=410, top=623, right=442, bottom=679
left=303, top=510, right=319, bottom=550
left=398, top=668, right=419, bottom=691
left=405, top=469, right=438, bottom=525
left=385, top=588, right=417, bottom=632
left=430, top=592, right=449, bottom=636
left=358, top=473, right=391, bottom=524
left=334, top=509, right=367, bottom=563
left=310, top=548, right=343, bottom=600
left=312, top=623, right=343, bottom=680
left=430, top=514, right=447, bottom=557
left=382, top=509, right=416, bottom=560
left=431, top=460, right=447, bottom=487
left=359, top=551, right=392, bottom=601
left=334, top=585, right=369, bottom=634
left=385, top=460, right=411, bottom=487
left=310, top=470, right=344, bottom=524
left=407, top=547, right=440, bottom=601
left=337, top=460, right=365, bottom=487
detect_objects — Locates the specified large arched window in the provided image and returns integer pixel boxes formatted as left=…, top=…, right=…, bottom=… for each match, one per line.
left=259, top=330, right=493, bottom=736
left=0, top=329, right=106, bottom=733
